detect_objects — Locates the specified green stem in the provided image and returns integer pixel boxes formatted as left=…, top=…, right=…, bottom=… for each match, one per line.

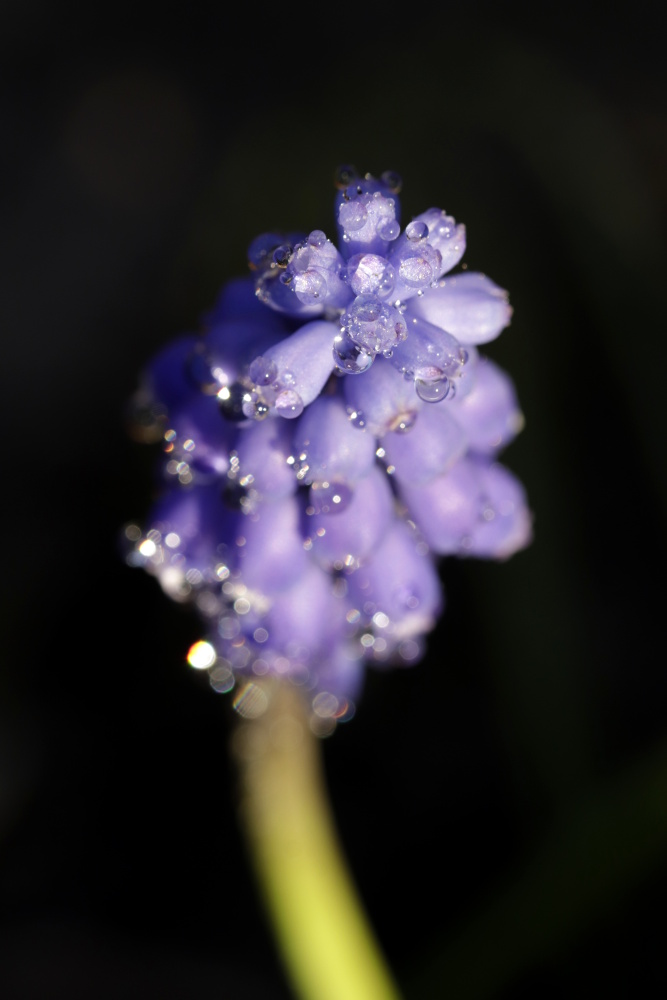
left=232, top=678, right=403, bottom=1000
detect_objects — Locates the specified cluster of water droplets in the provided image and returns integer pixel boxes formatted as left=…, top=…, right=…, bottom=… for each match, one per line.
left=125, top=166, right=531, bottom=731
left=241, top=167, right=474, bottom=414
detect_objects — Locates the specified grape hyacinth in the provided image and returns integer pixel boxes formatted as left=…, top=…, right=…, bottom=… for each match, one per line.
left=125, top=167, right=532, bottom=733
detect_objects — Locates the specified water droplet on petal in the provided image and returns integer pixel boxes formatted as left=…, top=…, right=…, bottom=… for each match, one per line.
left=273, top=244, right=292, bottom=268
left=406, top=220, right=429, bottom=241
left=275, top=389, right=304, bottom=418
left=347, top=407, right=366, bottom=428
left=388, top=410, right=418, bottom=433
left=248, top=356, right=279, bottom=386
left=308, top=229, right=328, bottom=248
left=338, top=200, right=368, bottom=233
left=335, top=164, right=359, bottom=189
left=292, top=268, right=326, bottom=304
left=377, top=219, right=400, bottom=241
left=218, top=382, right=249, bottom=422
left=415, top=377, right=451, bottom=403
left=333, top=331, right=375, bottom=374
left=310, top=480, right=354, bottom=514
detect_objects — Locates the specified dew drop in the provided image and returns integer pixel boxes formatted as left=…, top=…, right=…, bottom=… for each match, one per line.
left=377, top=219, right=400, bottom=241
left=308, top=229, right=328, bottom=247
left=347, top=407, right=366, bottom=429
left=209, top=664, right=235, bottom=694
left=333, top=332, right=375, bottom=374
left=338, top=200, right=368, bottom=233
left=415, top=377, right=450, bottom=403
left=273, top=244, right=292, bottom=268
left=275, top=389, right=304, bottom=418
left=334, top=164, right=359, bottom=189
left=248, top=356, right=279, bottom=386
left=293, top=268, right=326, bottom=304
left=310, top=480, right=353, bottom=515
left=388, top=410, right=418, bottom=433
left=406, top=220, right=429, bottom=241
left=218, top=382, right=249, bottom=421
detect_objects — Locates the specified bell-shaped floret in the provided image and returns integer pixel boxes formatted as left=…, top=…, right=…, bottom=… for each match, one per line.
left=398, top=455, right=532, bottom=559
left=249, top=232, right=325, bottom=319
left=137, top=482, right=238, bottom=597
left=334, top=174, right=402, bottom=259
left=236, top=493, right=309, bottom=595
left=259, top=561, right=352, bottom=678
left=412, top=208, right=466, bottom=278
left=233, top=418, right=297, bottom=500
left=305, top=464, right=395, bottom=569
left=162, top=393, right=236, bottom=478
left=291, top=395, right=377, bottom=487
left=389, top=314, right=468, bottom=401
left=343, top=356, right=420, bottom=436
left=346, top=518, right=443, bottom=644
left=379, top=404, right=468, bottom=488
left=284, top=231, right=353, bottom=310
left=406, top=273, right=511, bottom=345
left=386, top=221, right=443, bottom=303
left=247, top=320, right=339, bottom=419
left=448, top=356, right=524, bottom=454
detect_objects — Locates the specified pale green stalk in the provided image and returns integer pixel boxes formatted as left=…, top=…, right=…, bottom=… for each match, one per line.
left=233, top=679, right=403, bottom=1000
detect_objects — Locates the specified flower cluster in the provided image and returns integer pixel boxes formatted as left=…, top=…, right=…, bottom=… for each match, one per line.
left=125, top=167, right=532, bottom=732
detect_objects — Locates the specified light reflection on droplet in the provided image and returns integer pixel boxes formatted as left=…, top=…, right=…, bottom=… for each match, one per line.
left=196, top=591, right=220, bottom=616
left=164, top=532, right=180, bottom=548
left=234, top=597, right=251, bottom=615
left=398, top=638, right=420, bottom=661
left=187, top=640, right=217, bottom=670
left=372, top=611, right=390, bottom=629
left=232, top=682, right=269, bottom=718
left=360, top=633, right=374, bottom=648
left=346, top=609, right=361, bottom=624
left=312, top=691, right=339, bottom=718
left=209, top=664, right=234, bottom=693
left=253, top=627, right=269, bottom=643
left=160, top=566, right=190, bottom=600
left=218, top=615, right=240, bottom=639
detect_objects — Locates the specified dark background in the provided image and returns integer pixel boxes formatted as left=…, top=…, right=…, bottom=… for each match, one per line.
left=1, top=2, right=666, bottom=997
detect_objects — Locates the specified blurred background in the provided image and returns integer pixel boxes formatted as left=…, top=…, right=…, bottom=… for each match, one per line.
left=1, top=1, right=666, bottom=996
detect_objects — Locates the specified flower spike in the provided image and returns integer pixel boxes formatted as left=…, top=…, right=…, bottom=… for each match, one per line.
left=125, top=168, right=532, bottom=732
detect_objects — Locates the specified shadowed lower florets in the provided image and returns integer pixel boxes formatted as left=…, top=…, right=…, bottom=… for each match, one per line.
left=124, top=166, right=532, bottom=734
